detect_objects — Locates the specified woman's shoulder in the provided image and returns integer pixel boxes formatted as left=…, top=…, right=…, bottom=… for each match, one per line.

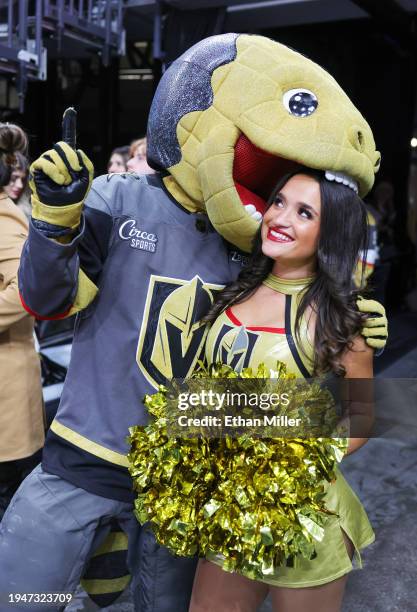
left=347, top=334, right=373, bottom=355
left=0, top=194, right=28, bottom=233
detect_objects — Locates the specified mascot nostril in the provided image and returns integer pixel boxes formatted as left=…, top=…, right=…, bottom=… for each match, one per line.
left=356, top=130, right=365, bottom=151
left=348, top=126, right=368, bottom=154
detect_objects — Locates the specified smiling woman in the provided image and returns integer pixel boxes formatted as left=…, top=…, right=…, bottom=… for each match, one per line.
left=194, top=169, right=375, bottom=612
left=261, top=174, right=321, bottom=275
left=4, top=163, right=26, bottom=201
left=3, top=152, right=30, bottom=218
left=205, top=169, right=369, bottom=376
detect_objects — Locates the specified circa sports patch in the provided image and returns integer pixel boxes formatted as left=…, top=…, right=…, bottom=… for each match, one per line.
left=118, top=218, right=158, bottom=253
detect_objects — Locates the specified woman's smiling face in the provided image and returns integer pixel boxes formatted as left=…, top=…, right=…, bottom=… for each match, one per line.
left=108, top=153, right=126, bottom=174
left=4, top=168, right=26, bottom=202
left=261, top=174, right=321, bottom=272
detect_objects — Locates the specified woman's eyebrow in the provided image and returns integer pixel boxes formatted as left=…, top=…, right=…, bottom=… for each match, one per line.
left=298, top=202, right=319, bottom=216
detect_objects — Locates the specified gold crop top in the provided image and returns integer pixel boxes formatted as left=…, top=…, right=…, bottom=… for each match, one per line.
left=205, top=276, right=314, bottom=378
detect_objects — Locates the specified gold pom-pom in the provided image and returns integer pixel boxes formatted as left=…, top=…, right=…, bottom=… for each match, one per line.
left=128, top=363, right=347, bottom=580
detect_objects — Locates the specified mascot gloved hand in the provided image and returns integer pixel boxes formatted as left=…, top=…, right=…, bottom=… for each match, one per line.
left=30, top=140, right=94, bottom=236
left=357, top=296, right=388, bottom=350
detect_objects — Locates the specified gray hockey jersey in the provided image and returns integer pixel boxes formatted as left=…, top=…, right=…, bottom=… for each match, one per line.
left=19, top=173, right=243, bottom=501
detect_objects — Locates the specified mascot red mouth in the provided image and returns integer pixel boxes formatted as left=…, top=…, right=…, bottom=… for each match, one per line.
left=233, top=134, right=300, bottom=216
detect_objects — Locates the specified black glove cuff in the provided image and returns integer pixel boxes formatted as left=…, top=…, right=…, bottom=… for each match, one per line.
left=32, top=218, right=76, bottom=238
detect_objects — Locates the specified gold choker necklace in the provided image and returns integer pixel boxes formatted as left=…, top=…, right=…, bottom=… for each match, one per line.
left=262, top=273, right=314, bottom=295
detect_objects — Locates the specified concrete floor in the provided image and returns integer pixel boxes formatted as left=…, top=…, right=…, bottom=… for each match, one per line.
left=67, top=313, right=417, bottom=612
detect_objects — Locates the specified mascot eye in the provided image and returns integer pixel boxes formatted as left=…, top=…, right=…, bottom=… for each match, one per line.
left=283, top=89, right=318, bottom=117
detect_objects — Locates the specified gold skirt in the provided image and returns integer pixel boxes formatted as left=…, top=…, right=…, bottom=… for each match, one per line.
left=208, top=469, right=374, bottom=588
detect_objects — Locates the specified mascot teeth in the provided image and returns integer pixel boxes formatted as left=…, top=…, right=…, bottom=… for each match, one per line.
left=325, top=171, right=359, bottom=194
left=244, top=204, right=263, bottom=223
left=245, top=204, right=256, bottom=214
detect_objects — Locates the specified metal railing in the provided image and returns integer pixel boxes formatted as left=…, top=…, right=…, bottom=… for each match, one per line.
left=0, top=1, right=45, bottom=110
left=42, top=0, right=124, bottom=64
left=0, top=0, right=125, bottom=111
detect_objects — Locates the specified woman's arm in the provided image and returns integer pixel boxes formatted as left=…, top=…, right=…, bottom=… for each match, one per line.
left=339, top=334, right=374, bottom=455
left=0, top=199, right=30, bottom=333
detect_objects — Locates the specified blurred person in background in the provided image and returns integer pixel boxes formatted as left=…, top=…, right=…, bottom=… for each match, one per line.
left=0, top=123, right=44, bottom=521
left=107, top=145, right=130, bottom=174
left=128, top=136, right=144, bottom=158
left=3, top=151, right=31, bottom=219
left=368, top=179, right=414, bottom=309
left=372, top=180, right=396, bottom=245
left=353, top=208, right=379, bottom=291
left=369, top=180, right=398, bottom=306
left=127, top=136, right=155, bottom=174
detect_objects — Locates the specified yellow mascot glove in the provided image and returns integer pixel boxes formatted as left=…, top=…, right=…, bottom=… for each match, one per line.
left=30, top=141, right=94, bottom=231
left=356, top=296, right=388, bottom=350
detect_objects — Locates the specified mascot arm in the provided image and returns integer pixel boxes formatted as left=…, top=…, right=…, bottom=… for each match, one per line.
left=19, top=187, right=113, bottom=320
left=356, top=296, right=388, bottom=351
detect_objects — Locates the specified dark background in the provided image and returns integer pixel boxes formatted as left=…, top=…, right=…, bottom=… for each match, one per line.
left=1, top=1, right=417, bottom=310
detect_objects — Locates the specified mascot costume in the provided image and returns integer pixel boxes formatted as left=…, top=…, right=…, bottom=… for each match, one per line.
left=0, top=34, right=387, bottom=611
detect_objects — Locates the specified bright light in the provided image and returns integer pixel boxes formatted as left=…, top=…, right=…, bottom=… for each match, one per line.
left=411, top=137, right=417, bottom=148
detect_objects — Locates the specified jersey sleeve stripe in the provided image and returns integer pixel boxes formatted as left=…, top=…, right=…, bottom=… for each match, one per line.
left=19, top=290, right=73, bottom=320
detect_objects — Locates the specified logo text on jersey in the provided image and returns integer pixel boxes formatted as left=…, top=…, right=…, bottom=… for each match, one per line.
left=119, top=219, right=158, bottom=253
left=230, top=250, right=249, bottom=267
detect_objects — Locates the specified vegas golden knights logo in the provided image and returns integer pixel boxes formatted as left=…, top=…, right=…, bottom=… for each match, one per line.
left=137, top=275, right=224, bottom=388
left=212, top=324, right=258, bottom=373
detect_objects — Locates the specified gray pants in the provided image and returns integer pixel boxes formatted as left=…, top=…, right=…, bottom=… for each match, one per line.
left=0, top=465, right=197, bottom=611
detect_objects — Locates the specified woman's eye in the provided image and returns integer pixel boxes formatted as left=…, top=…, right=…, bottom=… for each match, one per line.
left=274, top=198, right=284, bottom=208
left=299, top=207, right=312, bottom=219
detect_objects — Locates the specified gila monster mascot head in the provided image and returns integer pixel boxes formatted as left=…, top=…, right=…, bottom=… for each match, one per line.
left=147, top=33, right=380, bottom=252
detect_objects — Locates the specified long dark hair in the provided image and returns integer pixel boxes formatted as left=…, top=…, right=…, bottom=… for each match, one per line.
left=204, top=169, right=369, bottom=376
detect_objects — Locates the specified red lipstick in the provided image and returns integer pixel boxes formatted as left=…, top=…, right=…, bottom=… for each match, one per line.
left=267, top=227, right=294, bottom=243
